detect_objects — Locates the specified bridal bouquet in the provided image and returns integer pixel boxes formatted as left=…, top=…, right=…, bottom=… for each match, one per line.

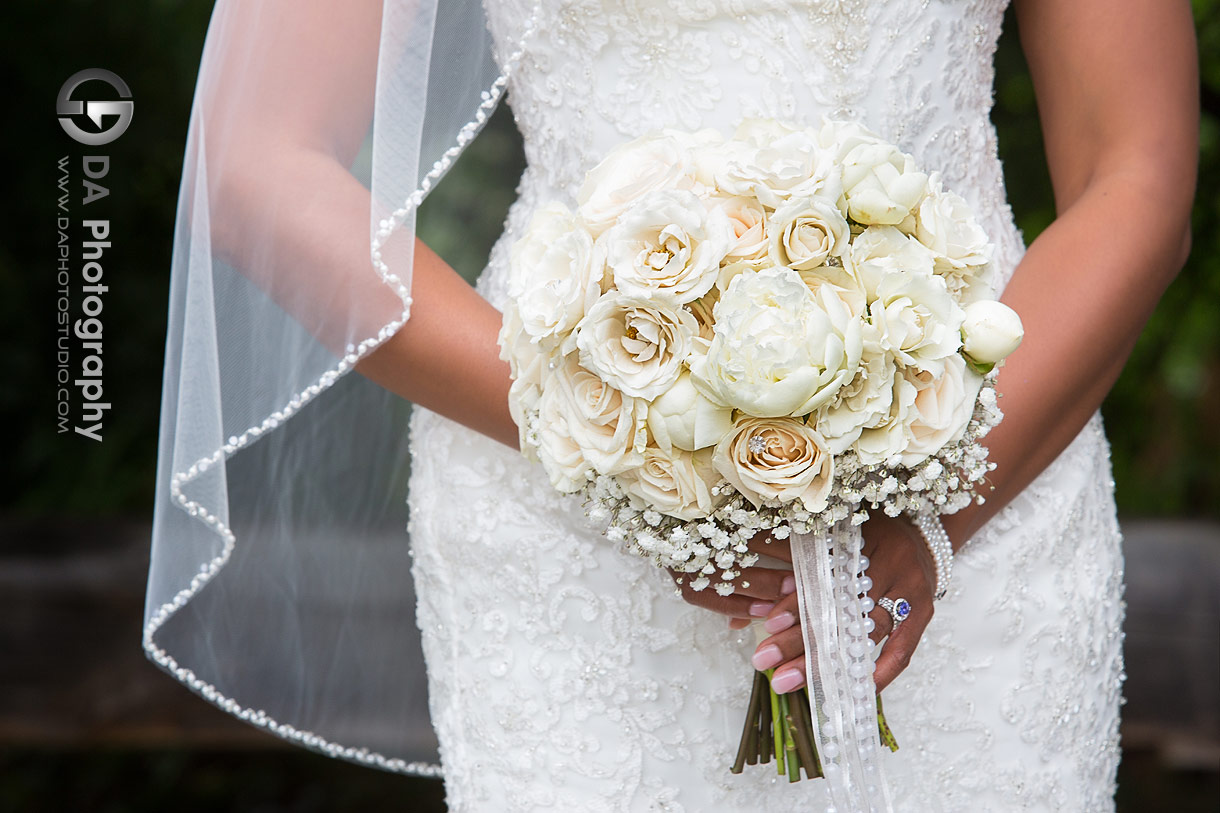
left=498, top=118, right=1023, bottom=780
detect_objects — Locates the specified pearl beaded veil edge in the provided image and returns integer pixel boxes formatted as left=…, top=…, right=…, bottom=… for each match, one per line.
left=145, top=0, right=531, bottom=773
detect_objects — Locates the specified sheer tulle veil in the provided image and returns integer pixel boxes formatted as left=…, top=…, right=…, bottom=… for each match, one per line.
left=146, top=0, right=535, bottom=773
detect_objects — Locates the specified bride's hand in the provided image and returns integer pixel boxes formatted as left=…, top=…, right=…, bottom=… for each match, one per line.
left=747, top=515, right=937, bottom=695
left=668, top=560, right=797, bottom=627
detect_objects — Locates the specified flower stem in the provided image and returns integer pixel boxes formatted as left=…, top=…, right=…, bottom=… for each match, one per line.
left=779, top=692, right=801, bottom=782
left=768, top=669, right=784, bottom=776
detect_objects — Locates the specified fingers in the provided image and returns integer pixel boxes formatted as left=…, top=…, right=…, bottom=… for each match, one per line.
left=720, top=564, right=795, bottom=603
left=670, top=570, right=755, bottom=618
left=873, top=603, right=931, bottom=693
left=746, top=530, right=793, bottom=564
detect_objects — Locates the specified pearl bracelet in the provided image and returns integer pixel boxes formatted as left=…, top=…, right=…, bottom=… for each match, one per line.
left=913, top=513, right=954, bottom=601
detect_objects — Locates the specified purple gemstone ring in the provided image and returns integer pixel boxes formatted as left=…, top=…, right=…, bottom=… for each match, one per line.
left=877, top=596, right=912, bottom=630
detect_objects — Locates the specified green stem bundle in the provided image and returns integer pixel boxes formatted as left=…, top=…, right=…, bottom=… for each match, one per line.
left=730, top=673, right=899, bottom=781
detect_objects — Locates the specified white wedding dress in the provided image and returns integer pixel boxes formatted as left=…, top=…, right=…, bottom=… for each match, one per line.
left=407, top=1, right=1125, bottom=810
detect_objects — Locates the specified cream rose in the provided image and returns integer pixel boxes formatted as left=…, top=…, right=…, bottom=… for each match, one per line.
left=543, top=355, right=648, bottom=476
left=499, top=299, right=546, bottom=460
left=914, top=173, right=993, bottom=273
left=509, top=202, right=603, bottom=353
left=900, top=354, right=984, bottom=465
left=619, top=445, right=719, bottom=521
left=854, top=372, right=919, bottom=465
left=961, top=299, right=1024, bottom=367
left=798, top=263, right=868, bottom=320
left=691, top=267, right=863, bottom=418
left=841, top=142, right=929, bottom=226
left=767, top=195, right=850, bottom=271
left=536, top=386, right=592, bottom=494
left=577, top=131, right=700, bottom=236
left=575, top=292, right=698, bottom=400
left=604, top=189, right=732, bottom=305
left=713, top=416, right=834, bottom=512
left=711, top=130, right=841, bottom=209
left=814, top=343, right=899, bottom=454
left=816, top=119, right=887, bottom=163
left=647, top=371, right=735, bottom=454
left=847, top=225, right=938, bottom=298
left=710, top=195, right=771, bottom=268
left=869, top=270, right=965, bottom=376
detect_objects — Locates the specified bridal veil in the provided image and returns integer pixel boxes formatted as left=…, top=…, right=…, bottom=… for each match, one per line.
left=145, top=0, right=532, bottom=773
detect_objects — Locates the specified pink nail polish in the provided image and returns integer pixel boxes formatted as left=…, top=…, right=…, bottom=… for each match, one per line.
left=780, top=575, right=796, bottom=595
left=749, top=601, right=775, bottom=617
left=771, top=667, right=804, bottom=694
left=752, top=644, right=782, bottom=671
left=764, top=611, right=795, bottom=634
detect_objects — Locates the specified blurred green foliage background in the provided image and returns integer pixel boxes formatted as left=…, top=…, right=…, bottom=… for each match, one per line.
left=5, top=1, right=1217, bottom=519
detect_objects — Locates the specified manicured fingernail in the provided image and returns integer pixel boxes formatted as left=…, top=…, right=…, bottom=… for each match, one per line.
left=764, top=611, right=795, bottom=634
left=752, top=644, right=782, bottom=671
left=780, top=575, right=796, bottom=595
left=771, top=667, right=805, bottom=694
left=749, top=601, right=775, bottom=617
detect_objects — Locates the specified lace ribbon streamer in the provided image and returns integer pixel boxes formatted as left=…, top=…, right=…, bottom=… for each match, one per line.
left=791, top=521, right=895, bottom=812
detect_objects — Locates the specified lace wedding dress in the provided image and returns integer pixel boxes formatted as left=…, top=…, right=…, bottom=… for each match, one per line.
left=407, top=1, right=1125, bottom=810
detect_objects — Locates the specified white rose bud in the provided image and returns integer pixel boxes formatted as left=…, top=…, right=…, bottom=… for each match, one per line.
left=647, top=371, right=735, bottom=454
left=961, top=300, right=1024, bottom=367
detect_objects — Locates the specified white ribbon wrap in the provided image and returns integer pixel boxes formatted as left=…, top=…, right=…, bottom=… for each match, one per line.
left=791, top=521, right=895, bottom=812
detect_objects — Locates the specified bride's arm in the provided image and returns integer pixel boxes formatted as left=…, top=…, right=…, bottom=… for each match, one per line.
left=746, top=0, right=1198, bottom=695
left=940, top=0, right=1198, bottom=549
left=204, top=2, right=518, bottom=449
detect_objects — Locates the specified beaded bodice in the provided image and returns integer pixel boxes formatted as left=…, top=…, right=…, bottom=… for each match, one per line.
left=482, top=0, right=1023, bottom=305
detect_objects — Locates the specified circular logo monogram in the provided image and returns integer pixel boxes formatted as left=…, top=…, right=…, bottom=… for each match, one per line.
left=57, top=69, right=133, bottom=146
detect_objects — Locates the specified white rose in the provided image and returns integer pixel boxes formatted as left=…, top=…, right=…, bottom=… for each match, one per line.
left=847, top=225, right=938, bottom=298
left=961, top=300, right=1024, bottom=367
left=510, top=203, right=603, bottom=353
left=690, top=267, right=863, bottom=418
left=816, top=119, right=887, bottom=162
left=814, top=344, right=899, bottom=454
left=604, top=189, right=732, bottom=305
left=544, top=355, right=648, bottom=476
left=854, top=371, right=919, bottom=465
left=536, top=385, right=592, bottom=494
left=710, top=195, right=771, bottom=267
left=577, top=131, right=700, bottom=236
left=733, top=117, right=802, bottom=147
left=575, top=292, right=698, bottom=400
left=797, top=263, right=868, bottom=320
left=713, top=416, right=835, bottom=512
left=710, top=130, right=841, bottom=209
left=619, top=445, right=719, bottom=521
left=914, top=173, right=993, bottom=273
left=900, top=354, right=984, bottom=465
left=499, top=299, right=546, bottom=456
left=869, top=270, right=965, bottom=376
left=841, top=142, right=929, bottom=226
left=767, top=195, right=850, bottom=271
left=647, top=371, right=735, bottom=454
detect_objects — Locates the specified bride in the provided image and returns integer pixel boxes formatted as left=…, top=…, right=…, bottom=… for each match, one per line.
left=146, top=1, right=1197, bottom=811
